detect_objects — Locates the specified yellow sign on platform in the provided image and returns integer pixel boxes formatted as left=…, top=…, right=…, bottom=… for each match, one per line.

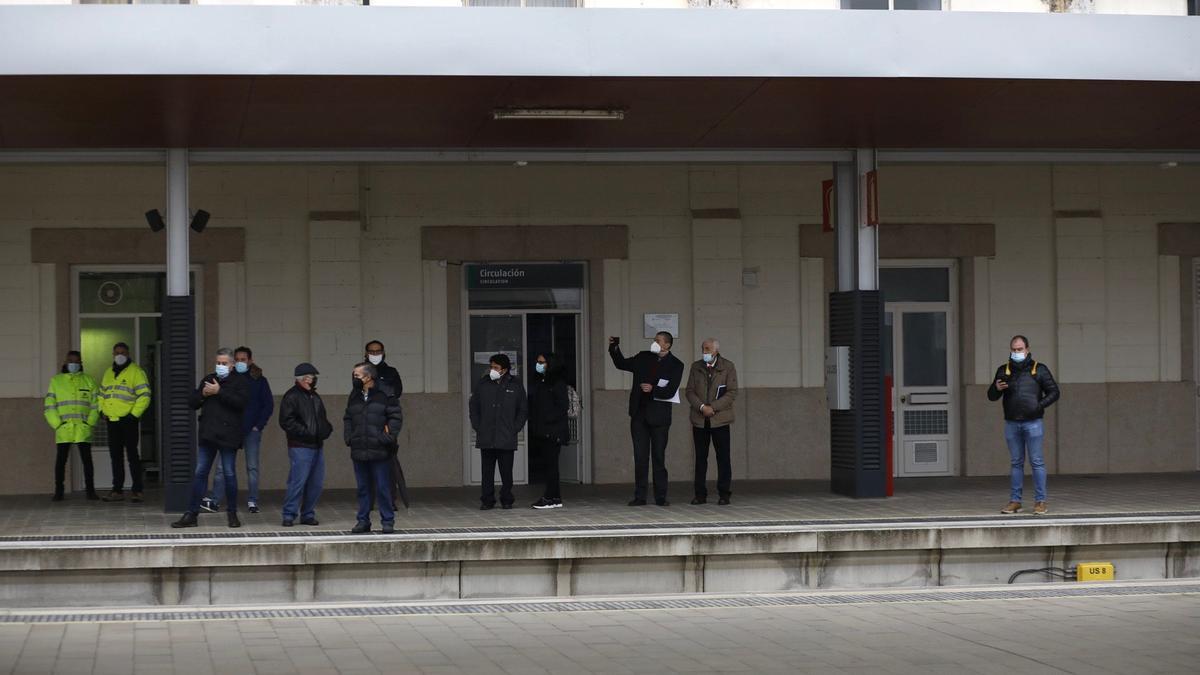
left=1076, top=562, right=1115, bottom=581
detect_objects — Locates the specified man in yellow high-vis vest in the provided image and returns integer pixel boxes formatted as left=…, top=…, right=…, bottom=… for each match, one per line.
left=98, top=342, right=152, bottom=502
left=44, top=350, right=101, bottom=501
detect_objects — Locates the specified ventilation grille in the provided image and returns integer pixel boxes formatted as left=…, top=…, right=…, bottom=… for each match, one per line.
left=913, top=442, right=940, bottom=464
left=904, top=410, right=949, bottom=436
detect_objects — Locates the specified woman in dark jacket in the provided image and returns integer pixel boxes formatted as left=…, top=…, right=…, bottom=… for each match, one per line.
left=344, top=363, right=403, bottom=534
left=528, top=353, right=570, bottom=509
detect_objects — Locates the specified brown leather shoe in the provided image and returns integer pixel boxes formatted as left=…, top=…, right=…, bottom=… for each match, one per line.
left=1033, top=501, right=1048, bottom=515
left=101, top=491, right=125, bottom=502
left=1000, top=501, right=1022, bottom=514
left=130, top=492, right=144, bottom=503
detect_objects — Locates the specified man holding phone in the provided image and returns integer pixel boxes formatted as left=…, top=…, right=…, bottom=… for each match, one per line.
left=987, top=335, right=1060, bottom=516
left=609, top=332, right=684, bottom=507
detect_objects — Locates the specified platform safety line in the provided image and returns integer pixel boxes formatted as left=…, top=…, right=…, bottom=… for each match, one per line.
left=1, top=582, right=1198, bottom=625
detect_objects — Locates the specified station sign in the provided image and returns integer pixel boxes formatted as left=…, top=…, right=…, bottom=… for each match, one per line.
left=466, top=263, right=585, bottom=289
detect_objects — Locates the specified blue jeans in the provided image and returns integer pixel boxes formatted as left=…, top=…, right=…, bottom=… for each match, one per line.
left=188, top=445, right=238, bottom=514
left=353, top=458, right=395, bottom=525
left=1004, top=419, right=1046, bottom=503
left=282, top=446, right=324, bottom=522
left=208, top=428, right=261, bottom=505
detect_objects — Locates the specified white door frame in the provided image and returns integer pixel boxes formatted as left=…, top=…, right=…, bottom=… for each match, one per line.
left=459, top=262, right=591, bottom=486
left=881, top=258, right=959, bottom=477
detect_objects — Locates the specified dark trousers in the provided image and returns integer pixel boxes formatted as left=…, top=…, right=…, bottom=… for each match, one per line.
left=354, top=458, right=395, bottom=525
left=480, top=448, right=515, bottom=507
left=106, top=416, right=143, bottom=493
left=631, top=413, right=669, bottom=502
left=367, top=455, right=404, bottom=510
left=188, top=445, right=237, bottom=514
left=55, top=442, right=94, bottom=495
left=692, top=423, right=732, bottom=499
left=532, top=435, right=561, bottom=499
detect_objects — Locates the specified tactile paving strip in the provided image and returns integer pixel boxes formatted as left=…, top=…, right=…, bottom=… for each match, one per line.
left=4, top=583, right=1197, bottom=624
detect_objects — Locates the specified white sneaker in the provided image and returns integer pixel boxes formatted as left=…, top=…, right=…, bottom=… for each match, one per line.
left=199, top=497, right=217, bottom=513
left=247, top=501, right=260, bottom=514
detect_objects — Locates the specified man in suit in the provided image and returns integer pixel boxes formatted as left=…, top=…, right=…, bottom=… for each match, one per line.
left=609, top=331, right=684, bottom=506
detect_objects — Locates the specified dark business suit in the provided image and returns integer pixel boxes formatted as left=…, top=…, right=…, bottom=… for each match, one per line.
left=608, top=344, right=684, bottom=503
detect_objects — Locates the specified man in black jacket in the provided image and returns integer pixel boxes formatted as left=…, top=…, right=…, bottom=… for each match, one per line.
left=279, top=363, right=333, bottom=527
left=469, top=353, right=528, bottom=510
left=987, top=335, right=1060, bottom=516
left=173, top=348, right=250, bottom=529
left=362, top=340, right=404, bottom=512
left=609, top=331, right=684, bottom=506
left=345, top=363, right=404, bottom=533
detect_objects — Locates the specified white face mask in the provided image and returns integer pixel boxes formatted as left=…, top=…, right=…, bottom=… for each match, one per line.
left=367, top=354, right=383, bottom=366
left=649, top=341, right=662, bottom=355
left=702, top=353, right=715, bottom=364
left=66, top=363, right=82, bottom=374
left=215, top=364, right=231, bottom=378
left=1011, top=352, right=1027, bottom=363
left=113, top=354, right=129, bottom=366
left=489, top=369, right=502, bottom=381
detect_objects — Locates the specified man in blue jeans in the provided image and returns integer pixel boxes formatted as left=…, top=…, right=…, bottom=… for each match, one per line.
left=278, top=363, right=333, bottom=527
left=203, top=346, right=273, bottom=514
left=987, top=335, right=1060, bottom=516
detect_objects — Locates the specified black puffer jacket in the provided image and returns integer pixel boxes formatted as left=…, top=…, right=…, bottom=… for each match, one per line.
left=279, top=385, right=333, bottom=449
left=469, top=372, right=528, bottom=451
left=190, top=372, right=249, bottom=450
left=987, top=357, right=1060, bottom=421
left=529, top=374, right=570, bottom=445
left=343, top=388, right=403, bottom=462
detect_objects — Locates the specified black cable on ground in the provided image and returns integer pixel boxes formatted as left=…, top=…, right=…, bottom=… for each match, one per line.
left=1008, top=567, right=1077, bottom=584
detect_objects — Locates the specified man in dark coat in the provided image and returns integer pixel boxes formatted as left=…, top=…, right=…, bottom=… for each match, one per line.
left=344, top=362, right=403, bottom=533
left=279, top=363, right=333, bottom=527
left=988, top=335, right=1060, bottom=516
left=204, top=345, right=273, bottom=514
left=469, top=353, right=528, bottom=510
left=609, top=331, right=684, bottom=506
left=361, top=340, right=404, bottom=512
left=173, top=348, right=250, bottom=529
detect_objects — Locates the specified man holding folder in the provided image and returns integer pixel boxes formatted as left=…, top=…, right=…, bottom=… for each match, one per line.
left=685, top=338, right=739, bottom=505
left=609, top=331, right=684, bottom=506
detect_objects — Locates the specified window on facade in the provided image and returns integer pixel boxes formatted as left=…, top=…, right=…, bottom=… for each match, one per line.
left=842, top=0, right=941, bottom=9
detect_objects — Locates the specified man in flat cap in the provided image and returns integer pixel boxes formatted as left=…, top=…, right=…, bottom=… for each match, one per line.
left=279, top=363, right=333, bottom=527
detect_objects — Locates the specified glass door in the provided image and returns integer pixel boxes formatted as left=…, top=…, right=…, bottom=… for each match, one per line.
left=465, top=314, right=528, bottom=485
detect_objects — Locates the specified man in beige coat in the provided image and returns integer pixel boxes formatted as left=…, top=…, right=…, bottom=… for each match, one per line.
left=684, top=338, right=739, bottom=505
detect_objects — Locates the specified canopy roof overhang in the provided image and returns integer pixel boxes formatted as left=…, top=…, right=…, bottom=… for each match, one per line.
left=1, top=7, right=1198, bottom=151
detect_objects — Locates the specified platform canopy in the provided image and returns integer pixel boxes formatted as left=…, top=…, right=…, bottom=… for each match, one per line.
left=0, top=7, right=1198, bottom=150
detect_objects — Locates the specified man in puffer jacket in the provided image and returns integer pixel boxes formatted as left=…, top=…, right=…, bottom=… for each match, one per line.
left=987, top=335, right=1060, bottom=516
left=344, top=363, right=403, bottom=534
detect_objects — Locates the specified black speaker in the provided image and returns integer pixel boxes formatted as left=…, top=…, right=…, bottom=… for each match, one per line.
left=144, top=209, right=165, bottom=232
left=189, top=209, right=210, bottom=233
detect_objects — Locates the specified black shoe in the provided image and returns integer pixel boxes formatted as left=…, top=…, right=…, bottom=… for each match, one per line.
left=690, top=497, right=706, bottom=505
left=281, top=519, right=294, bottom=527
left=171, top=512, right=198, bottom=528
left=656, top=500, right=670, bottom=507
left=480, top=503, right=495, bottom=510
left=300, top=517, right=319, bottom=526
left=227, top=512, right=241, bottom=528
left=501, top=503, right=513, bottom=510
left=101, top=491, right=124, bottom=502
left=381, top=522, right=394, bottom=534
left=627, top=499, right=646, bottom=506
left=247, top=501, right=260, bottom=514
left=718, top=497, right=731, bottom=506
left=86, top=491, right=100, bottom=501
left=130, top=492, right=144, bottom=504
left=351, top=521, right=371, bottom=534
left=51, top=493, right=64, bottom=502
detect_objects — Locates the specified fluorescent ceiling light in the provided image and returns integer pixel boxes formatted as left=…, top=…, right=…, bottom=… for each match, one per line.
left=493, top=108, right=625, bottom=121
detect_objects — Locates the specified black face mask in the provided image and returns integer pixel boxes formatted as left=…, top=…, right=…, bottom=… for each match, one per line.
left=309, top=376, right=318, bottom=390
left=352, top=377, right=364, bottom=392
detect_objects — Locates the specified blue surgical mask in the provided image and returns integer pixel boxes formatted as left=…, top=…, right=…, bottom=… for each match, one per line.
left=215, top=364, right=231, bottom=378
left=1010, top=352, right=1027, bottom=363
left=235, top=362, right=249, bottom=374
left=702, top=353, right=715, bottom=364
left=66, top=363, right=82, bottom=374
left=535, top=363, right=546, bottom=374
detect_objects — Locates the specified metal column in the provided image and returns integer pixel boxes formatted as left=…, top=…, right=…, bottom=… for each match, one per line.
left=828, top=148, right=886, bottom=498
left=162, top=149, right=196, bottom=512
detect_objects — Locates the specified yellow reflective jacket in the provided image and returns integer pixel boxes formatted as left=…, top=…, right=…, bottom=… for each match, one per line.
left=44, top=371, right=101, bottom=444
left=99, top=363, right=152, bottom=421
